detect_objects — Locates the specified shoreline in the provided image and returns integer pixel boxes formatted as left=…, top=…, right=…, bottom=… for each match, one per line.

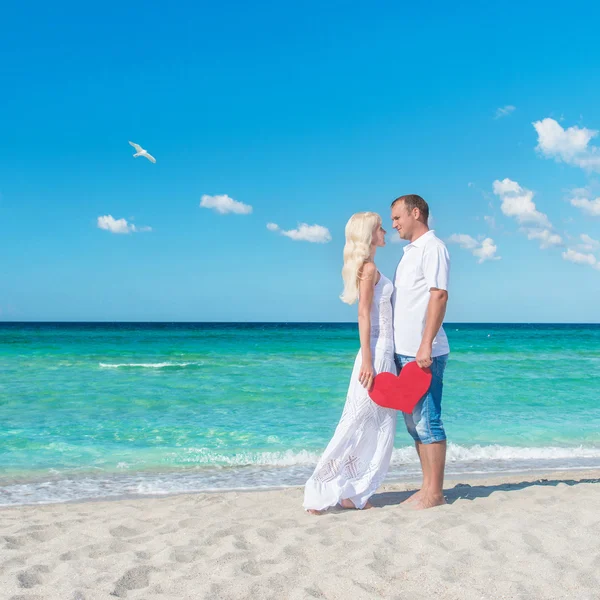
left=2, top=463, right=600, bottom=509
left=3, top=468, right=600, bottom=505
left=1, top=468, right=599, bottom=599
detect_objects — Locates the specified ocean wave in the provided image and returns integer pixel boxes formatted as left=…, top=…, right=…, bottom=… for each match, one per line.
left=99, top=362, right=201, bottom=369
left=172, top=448, right=323, bottom=466
left=3, top=443, right=600, bottom=507
left=444, top=444, right=600, bottom=462
left=169, top=443, right=600, bottom=468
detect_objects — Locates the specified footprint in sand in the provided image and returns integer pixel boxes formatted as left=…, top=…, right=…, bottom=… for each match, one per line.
left=231, top=533, right=253, bottom=550
left=4, top=535, right=26, bottom=550
left=256, top=527, right=277, bottom=542
left=521, top=532, right=544, bottom=553
left=304, top=586, right=325, bottom=598
left=110, top=566, right=158, bottom=598
left=109, top=525, right=142, bottom=538
left=170, top=547, right=202, bottom=563
left=17, top=565, right=50, bottom=589
left=239, top=560, right=261, bottom=576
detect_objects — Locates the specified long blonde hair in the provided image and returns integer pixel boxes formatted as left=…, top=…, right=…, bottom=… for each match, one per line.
left=340, top=212, right=381, bottom=305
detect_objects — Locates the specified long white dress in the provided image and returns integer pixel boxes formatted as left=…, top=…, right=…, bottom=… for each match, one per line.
left=303, top=273, right=397, bottom=511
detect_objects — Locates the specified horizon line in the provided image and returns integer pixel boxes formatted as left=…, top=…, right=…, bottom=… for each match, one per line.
left=2, top=320, right=600, bottom=326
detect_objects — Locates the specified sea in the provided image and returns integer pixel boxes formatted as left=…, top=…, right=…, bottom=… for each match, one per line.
left=1, top=322, right=599, bottom=507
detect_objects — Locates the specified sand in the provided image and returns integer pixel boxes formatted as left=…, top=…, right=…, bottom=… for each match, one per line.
left=1, top=470, right=600, bottom=600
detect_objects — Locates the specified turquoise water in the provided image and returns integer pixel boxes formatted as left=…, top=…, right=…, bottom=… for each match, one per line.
left=1, top=322, right=600, bottom=506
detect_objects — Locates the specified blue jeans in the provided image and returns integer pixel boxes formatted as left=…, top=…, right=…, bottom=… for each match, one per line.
left=394, top=353, right=448, bottom=444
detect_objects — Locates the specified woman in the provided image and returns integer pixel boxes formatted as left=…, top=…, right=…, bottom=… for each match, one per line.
left=303, top=212, right=397, bottom=514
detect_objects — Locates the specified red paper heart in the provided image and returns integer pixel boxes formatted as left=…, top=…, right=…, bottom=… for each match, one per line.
left=368, top=362, right=432, bottom=413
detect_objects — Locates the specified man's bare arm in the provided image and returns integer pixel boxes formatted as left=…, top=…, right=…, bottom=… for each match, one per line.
left=416, top=288, right=448, bottom=368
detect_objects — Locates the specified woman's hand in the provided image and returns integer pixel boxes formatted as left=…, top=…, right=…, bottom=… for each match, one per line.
left=358, top=362, right=375, bottom=390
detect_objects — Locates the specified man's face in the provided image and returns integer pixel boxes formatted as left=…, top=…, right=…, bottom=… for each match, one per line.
left=391, top=201, right=416, bottom=240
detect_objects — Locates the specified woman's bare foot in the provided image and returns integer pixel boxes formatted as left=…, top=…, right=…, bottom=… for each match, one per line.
left=307, top=509, right=323, bottom=515
left=340, top=499, right=373, bottom=510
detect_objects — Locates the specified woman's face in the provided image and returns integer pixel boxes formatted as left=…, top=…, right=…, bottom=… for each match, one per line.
left=372, top=222, right=386, bottom=247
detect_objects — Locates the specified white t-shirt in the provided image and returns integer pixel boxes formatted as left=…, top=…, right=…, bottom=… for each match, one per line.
left=392, top=230, right=450, bottom=357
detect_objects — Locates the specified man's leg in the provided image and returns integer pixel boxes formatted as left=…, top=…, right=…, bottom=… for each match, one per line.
left=396, top=354, right=428, bottom=503
left=413, top=354, right=448, bottom=509
left=415, top=441, right=424, bottom=479
left=416, top=440, right=446, bottom=508
left=396, top=353, right=449, bottom=507
left=403, top=441, right=425, bottom=503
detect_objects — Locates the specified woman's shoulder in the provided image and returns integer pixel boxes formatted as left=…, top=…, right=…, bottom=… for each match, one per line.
left=358, top=261, right=378, bottom=280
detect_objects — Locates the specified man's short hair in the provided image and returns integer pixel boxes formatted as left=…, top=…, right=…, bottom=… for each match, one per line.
left=391, top=194, right=429, bottom=223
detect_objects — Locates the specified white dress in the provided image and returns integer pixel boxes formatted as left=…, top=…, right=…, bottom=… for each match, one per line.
left=303, top=273, right=397, bottom=511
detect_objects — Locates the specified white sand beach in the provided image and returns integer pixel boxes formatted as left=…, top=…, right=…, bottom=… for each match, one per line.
left=1, top=470, right=599, bottom=600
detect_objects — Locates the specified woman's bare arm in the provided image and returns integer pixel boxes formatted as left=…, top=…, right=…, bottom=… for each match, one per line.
left=357, top=262, right=378, bottom=388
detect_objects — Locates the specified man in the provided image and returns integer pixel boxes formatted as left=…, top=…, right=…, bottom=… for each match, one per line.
left=391, top=194, right=450, bottom=510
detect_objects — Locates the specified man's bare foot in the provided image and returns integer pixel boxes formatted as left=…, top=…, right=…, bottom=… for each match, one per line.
left=340, top=499, right=373, bottom=510
left=307, top=509, right=323, bottom=515
left=412, top=494, right=446, bottom=510
left=402, top=489, right=424, bottom=504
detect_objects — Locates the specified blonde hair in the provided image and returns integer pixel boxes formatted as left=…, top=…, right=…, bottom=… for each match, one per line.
left=340, top=212, right=381, bottom=305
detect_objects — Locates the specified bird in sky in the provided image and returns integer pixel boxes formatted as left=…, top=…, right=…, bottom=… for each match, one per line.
left=128, top=141, right=156, bottom=163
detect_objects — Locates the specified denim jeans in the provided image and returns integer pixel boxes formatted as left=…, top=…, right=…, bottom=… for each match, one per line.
left=394, top=353, right=448, bottom=444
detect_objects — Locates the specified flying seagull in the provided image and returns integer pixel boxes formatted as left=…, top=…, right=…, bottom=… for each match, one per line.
left=128, top=141, right=156, bottom=163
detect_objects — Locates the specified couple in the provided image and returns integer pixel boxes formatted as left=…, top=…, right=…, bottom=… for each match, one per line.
left=304, top=194, right=450, bottom=514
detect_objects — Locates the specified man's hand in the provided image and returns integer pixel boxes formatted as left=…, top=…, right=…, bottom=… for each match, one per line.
left=416, top=343, right=433, bottom=369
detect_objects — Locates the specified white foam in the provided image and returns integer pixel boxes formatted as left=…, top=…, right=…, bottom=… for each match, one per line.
left=444, top=443, right=600, bottom=462
left=99, top=362, right=199, bottom=369
left=3, top=443, right=600, bottom=507
left=173, top=448, right=323, bottom=467
left=167, top=443, right=600, bottom=468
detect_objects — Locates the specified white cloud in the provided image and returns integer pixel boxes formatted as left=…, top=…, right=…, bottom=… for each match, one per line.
left=525, top=228, right=563, bottom=249
left=569, top=190, right=600, bottom=216
left=533, top=118, right=600, bottom=171
left=492, top=178, right=566, bottom=250
left=473, top=238, right=500, bottom=263
left=448, top=234, right=500, bottom=263
left=97, top=215, right=151, bottom=234
left=562, top=248, right=600, bottom=269
left=579, top=233, right=600, bottom=252
left=200, top=194, right=252, bottom=215
left=495, top=105, right=516, bottom=119
left=268, top=222, right=332, bottom=243
left=448, top=233, right=478, bottom=250
left=493, top=178, right=551, bottom=228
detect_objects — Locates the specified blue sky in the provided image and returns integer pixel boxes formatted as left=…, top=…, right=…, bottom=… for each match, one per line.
left=2, top=0, right=600, bottom=322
